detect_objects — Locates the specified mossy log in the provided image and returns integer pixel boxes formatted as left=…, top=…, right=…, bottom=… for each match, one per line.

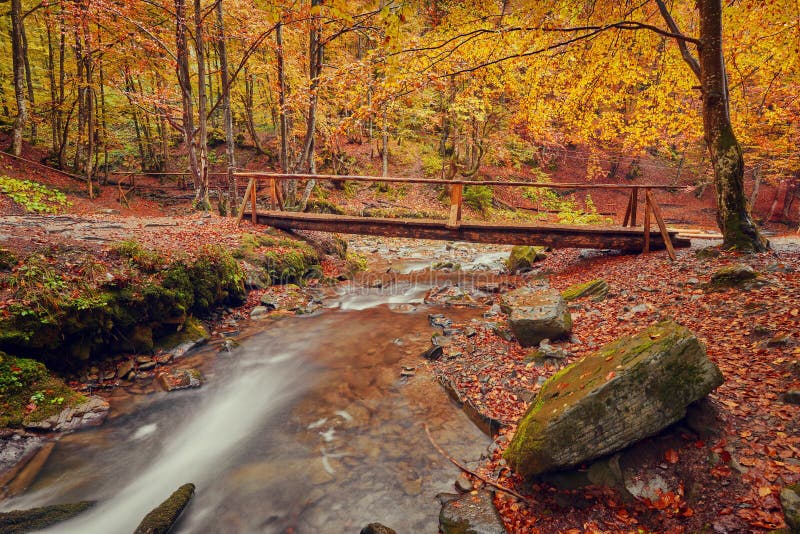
left=0, top=501, right=94, bottom=533
left=134, top=483, right=195, bottom=534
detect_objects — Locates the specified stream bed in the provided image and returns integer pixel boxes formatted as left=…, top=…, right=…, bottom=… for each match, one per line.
left=1, top=243, right=509, bottom=532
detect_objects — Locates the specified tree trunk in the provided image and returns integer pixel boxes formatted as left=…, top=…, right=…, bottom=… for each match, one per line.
left=20, top=16, right=36, bottom=144
left=10, top=0, right=28, bottom=156
left=175, top=0, right=199, bottom=192
left=697, top=0, right=768, bottom=251
left=276, top=20, right=293, bottom=204
left=193, top=0, right=210, bottom=210
left=216, top=0, right=236, bottom=215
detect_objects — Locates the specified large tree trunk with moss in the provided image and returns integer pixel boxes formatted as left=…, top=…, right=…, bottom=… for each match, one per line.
left=697, top=0, right=768, bottom=252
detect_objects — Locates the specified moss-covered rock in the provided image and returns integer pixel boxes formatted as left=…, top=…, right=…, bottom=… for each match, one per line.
left=506, top=245, right=547, bottom=272
left=0, top=501, right=94, bottom=532
left=561, top=279, right=609, bottom=302
left=0, top=352, right=85, bottom=428
left=781, top=483, right=800, bottom=533
left=706, top=263, right=758, bottom=290
left=0, top=246, right=244, bottom=368
left=504, top=321, right=723, bottom=477
left=304, top=199, right=345, bottom=215
left=134, top=483, right=195, bottom=534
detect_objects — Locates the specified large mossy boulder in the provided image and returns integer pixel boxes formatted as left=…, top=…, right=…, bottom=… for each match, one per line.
left=500, top=287, right=571, bottom=347
left=506, top=245, right=546, bottom=272
left=504, top=321, right=723, bottom=477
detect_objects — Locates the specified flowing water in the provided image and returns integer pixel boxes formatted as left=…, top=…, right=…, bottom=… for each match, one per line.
left=2, top=277, right=494, bottom=532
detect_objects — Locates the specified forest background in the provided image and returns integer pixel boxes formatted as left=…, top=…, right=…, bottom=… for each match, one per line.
left=1, top=0, right=798, bottom=237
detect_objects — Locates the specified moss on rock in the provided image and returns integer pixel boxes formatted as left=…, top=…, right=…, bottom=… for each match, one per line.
left=561, top=279, right=609, bottom=302
left=504, top=321, right=723, bottom=477
left=0, top=501, right=94, bottom=532
left=506, top=246, right=547, bottom=272
left=134, top=483, right=195, bottom=534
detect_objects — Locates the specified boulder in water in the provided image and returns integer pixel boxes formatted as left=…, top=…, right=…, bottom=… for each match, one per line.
left=134, top=483, right=195, bottom=534
left=504, top=321, right=723, bottom=476
left=438, top=490, right=505, bottom=534
left=500, top=287, right=572, bottom=347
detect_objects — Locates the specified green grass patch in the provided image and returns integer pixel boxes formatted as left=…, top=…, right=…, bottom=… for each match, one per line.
left=0, top=176, right=71, bottom=214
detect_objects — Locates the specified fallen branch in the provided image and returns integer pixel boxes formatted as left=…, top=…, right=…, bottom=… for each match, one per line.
left=423, top=423, right=528, bottom=501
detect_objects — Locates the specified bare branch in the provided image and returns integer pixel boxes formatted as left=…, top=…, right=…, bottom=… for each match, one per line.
left=654, top=0, right=701, bottom=79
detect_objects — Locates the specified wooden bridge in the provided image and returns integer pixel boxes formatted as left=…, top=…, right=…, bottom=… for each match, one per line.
left=235, top=173, right=690, bottom=260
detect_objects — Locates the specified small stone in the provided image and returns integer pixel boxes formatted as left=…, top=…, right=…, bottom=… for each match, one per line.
left=780, top=484, right=800, bottom=532
left=136, top=356, right=152, bottom=364
left=439, top=490, right=505, bottom=534
left=455, top=473, right=474, bottom=493
left=360, top=523, right=397, bottom=534
left=422, top=345, right=443, bottom=361
left=117, top=360, right=134, bottom=379
left=250, top=306, right=268, bottom=318
left=138, top=361, right=156, bottom=371
left=783, top=390, right=800, bottom=405
left=631, top=303, right=648, bottom=314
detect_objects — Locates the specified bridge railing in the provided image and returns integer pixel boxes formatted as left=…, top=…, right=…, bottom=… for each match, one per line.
left=234, top=172, right=682, bottom=259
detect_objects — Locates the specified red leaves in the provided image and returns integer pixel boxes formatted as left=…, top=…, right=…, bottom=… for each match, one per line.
left=664, top=448, right=679, bottom=464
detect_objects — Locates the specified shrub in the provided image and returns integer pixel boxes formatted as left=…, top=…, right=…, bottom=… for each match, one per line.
left=0, top=176, right=70, bottom=214
left=463, top=185, right=493, bottom=213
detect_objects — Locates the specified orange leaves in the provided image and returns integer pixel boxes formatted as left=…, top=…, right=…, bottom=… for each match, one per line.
left=664, top=449, right=679, bottom=464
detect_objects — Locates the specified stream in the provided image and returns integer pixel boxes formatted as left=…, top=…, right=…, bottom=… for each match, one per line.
left=2, top=241, right=513, bottom=533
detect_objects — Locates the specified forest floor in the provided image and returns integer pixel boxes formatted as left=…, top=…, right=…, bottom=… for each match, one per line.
left=1, top=138, right=799, bottom=532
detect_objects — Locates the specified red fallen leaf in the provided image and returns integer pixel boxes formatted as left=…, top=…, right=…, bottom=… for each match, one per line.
left=605, top=371, right=616, bottom=381
left=719, top=450, right=732, bottom=463
left=665, top=449, right=679, bottom=464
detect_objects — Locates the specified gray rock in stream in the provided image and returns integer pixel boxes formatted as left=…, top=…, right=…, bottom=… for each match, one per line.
left=439, top=490, right=505, bottom=534
left=24, top=396, right=109, bottom=432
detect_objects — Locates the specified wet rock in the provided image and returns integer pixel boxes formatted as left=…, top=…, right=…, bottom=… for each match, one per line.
left=138, top=361, right=157, bottom=371
left=455, top=472, right=474, bottom=493
left=24, top=396, right=110, bottom=432
left=0, top=501, right=94, bottom=532
left=422, top=345, right=444, bottom=361
left=360, top=523, right=397, bottom=534
left=439, top=376, right=502, bottom=436
left=505, top=321, right=723, bottom=476
left=117, top=359, right=134, bottom=379
left=500, top=287, right=572, bottom=347
left=134, top=483, right=195, bottom=534
left=428, top=314, right=452, bottom=328
left=684, top=398, right=723, bottom=438
left=260, top=295, right=279, bottom=310
left=561, top=279, right=609, bottom=302
left=157, top=368, right=203, bottom=392
left=250, top=306, right=268, bottom=319
left=780, top=484, right=800, bottom=532
left=439, top=489, right=505, bottom=534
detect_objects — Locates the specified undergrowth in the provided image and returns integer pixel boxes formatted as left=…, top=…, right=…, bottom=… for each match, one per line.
left=0, top=175, right=71, bottom=214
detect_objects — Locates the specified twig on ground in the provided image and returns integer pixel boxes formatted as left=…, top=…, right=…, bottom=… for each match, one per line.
left=423, top=423, right=528, bottom=501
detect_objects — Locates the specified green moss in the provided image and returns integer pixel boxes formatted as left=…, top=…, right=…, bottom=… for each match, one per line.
left=0, top=245, right=244, bottom=368
left=304, top=199, right=345, bottom=215
left=134, top=483, right=195, bottom=534
left=157, top=317, right=209, bottom=350
left=561, top=279, right=609, bottom=302
left=0, top=501, right=94, bottom=532
left=0, top=352, right=85, bottom=428
left=112, top=240, right=165, bottom=273
left=506, top=246, right=547, bottom=272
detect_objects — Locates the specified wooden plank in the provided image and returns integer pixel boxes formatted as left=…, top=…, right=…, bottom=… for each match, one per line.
left=643, top=190, right=651, bottom=254
left=447, top=183, right=463, bottom=229
left=246, top=211, right=690, bottom=251
left=250, top=180, right=258, bottom=224
left=646, top=189, right=677, bottom=261
left=234, top=172, right=681, bottom=190
left=622, top=188, right=634, bottom=227
left=236, top=178, right=254, bottom=223
left=630, top=187, right=639, bottom=227
left=268, top=178, right=278, bottom=209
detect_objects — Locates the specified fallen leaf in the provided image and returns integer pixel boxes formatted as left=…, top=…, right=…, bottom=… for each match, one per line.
left=665, top=449, right=679, bottom=464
